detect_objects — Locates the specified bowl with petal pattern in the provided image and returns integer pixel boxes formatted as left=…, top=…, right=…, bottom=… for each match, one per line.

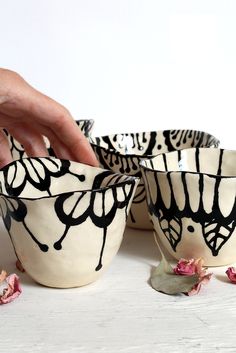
left=5, top=119, right=94, bottom=160
left=140, top=148, right=236, bottom=266
left=90, top=130, right=220, bottom=230
left=0, top=157, right=138, bottom=288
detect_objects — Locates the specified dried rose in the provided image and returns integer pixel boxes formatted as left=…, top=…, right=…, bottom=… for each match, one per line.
left=0, top=273, right=22, bottom=305
left=173, top=258, right=212, bottom=296
left=174, top=258, right=202, bottom=276
left=0, top=270, right=7, bottom=282
left=150, top=257, right=200, bottom=295
left=226, top=267, right=236, bottom=284
left=151, top=231, right=211, bottom=296
left=188, top=272, right=212, bottom=296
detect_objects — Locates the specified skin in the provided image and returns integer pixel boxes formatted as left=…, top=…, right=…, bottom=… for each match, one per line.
left=0, top=68, right=99, bottom=169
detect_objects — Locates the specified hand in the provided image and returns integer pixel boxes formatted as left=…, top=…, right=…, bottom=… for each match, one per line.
left=0, top=68, right=98, bottom=168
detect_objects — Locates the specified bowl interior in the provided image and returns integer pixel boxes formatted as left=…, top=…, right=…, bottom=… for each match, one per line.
left=76, top=119, right=94, bottom=137
left=90, top=130, right=219, bottom=157
left=141, top=148, right=236, bottom=177
left=0, top=157, right=133, bottom=199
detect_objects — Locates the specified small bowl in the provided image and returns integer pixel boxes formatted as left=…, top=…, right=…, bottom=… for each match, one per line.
left=140, top=148, right=236, bottom=266
left=90, top=130, right=220, bottom=229
left=0, top=157, right=138, bottom=288
left=5, top=119, right=94, bottom=160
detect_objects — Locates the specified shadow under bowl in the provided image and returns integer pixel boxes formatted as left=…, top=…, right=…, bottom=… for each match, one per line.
left=90, top=129, right=220, bottom=230
left=140, top=147, right=236, bottom=266
left=0, top=157, right=138, bottom=288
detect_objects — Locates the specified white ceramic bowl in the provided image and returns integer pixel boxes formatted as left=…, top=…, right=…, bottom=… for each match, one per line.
left=140, top=148, right=236, bottom=266
left=91, top=130, right=220, bottom=230
left=0, top=157, right=138, bottom=287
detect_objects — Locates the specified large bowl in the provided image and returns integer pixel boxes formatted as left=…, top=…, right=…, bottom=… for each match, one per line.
left=140, top=148, right=236, bottom=266
left=90, top=130, right=220, bottom=229
left=0, top=157, right=138, bottom=288
left=5, top=118, right=94, bottom=160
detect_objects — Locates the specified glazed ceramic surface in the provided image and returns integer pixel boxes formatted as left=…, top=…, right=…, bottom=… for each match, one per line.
left=0, top=157, right=138, bottom=288
left=140, top=148, right=236, bottom=266
left=5, top=119, right=94, bottom=160
left=90, top=130, right=220, bottom=230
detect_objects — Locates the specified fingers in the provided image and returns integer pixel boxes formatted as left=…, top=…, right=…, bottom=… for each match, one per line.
left=2, top=120, right=98, bottom=168
left=7, top=124, right=49, bottom=158
left=0, top=129, right=12, bottom=169
left=19, top=92, right=99, bottom=167
left=50, top=120, right=99, bottom=166
left=1, top=119, right=98, bottom=167
left=36, top=122, right=99, bottom=166
left=0, top=69, right=99, bottom=167
left=54, top=117, right=99, bottom=166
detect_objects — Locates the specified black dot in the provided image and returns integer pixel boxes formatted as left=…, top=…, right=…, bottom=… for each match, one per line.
left=187, top=225, right=194, bottom=233
left=157, top=144, right=162, bottom=150
left=79, top=175, right=85, bottom=182
left=40, top=244, right=49, bottom=252
left=54, top=242, right=62, bottom=250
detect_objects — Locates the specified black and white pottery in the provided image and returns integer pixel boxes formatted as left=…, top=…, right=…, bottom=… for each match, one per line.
left=0, top=157, right=138, bottom=288
left=90, top=130, right=219, bottom=230
left=140, top=148, right=236, bottom=266
left=5, top=119, right=94, bottom=160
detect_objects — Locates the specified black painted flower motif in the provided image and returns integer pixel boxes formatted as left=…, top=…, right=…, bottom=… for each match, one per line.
left=2, top=158, right=83, bottom=197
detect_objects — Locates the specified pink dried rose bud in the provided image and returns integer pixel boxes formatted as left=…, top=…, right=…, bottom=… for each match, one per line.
left=0, top=272, right=22, bottom=305
left=174, top=258, right=204, bottom=276
left=226, top=267, right=236, bottom=284
left=174, top=258, right=212, bottom=296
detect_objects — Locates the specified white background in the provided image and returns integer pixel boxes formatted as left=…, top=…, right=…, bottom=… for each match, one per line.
left=0, top=0, right=236, bottom=146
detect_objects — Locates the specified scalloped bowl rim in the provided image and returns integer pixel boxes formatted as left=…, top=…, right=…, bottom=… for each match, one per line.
left=140, top=147, right=236, bottom=179
left=90, top=129, right=220, bottom=158
left=0, top=157, right=139, bottom=200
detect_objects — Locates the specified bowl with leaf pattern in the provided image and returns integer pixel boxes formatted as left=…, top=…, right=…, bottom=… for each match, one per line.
left=5, top=119, right=94, bottom=160
left=140, top=148, right=236, bottom=266
left=90, top=130, right=220, bottom=230
left=0, top=157, right=138, bottom=288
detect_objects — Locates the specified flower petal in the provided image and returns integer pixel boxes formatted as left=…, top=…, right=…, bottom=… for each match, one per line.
left=226, top=267, right=236, bottom=284
left=174, top=258, right=202, bottom=276
left=0, top=270, right=7, bottom=283
left=173, top=258, right=212, bottom=295
left=151, top=258, right=200, bottom=295
left=0, top=273, right=22, bottom=305
left=187, top=272, right=212, bottom=296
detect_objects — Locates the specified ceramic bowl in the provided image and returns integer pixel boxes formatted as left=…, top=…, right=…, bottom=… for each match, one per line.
left=90, top=130, right=220, bottom=230
left=140, top=147, right=236, bottom=266
left=0, top=157, right=138, bottom=288
left=5, top=119, right=94, bottom=160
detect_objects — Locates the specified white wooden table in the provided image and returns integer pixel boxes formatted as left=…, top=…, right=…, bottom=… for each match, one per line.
left=1, top=219, right=236, bottom=353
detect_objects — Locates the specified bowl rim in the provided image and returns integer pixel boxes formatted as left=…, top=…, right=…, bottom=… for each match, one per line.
left=75, top=118, right=94, bottom=124
left=0, top=157, right=139, bottom=201
left=140, top=147, right=236, bottom=179
left=90, top=129, right=220, bottom=159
